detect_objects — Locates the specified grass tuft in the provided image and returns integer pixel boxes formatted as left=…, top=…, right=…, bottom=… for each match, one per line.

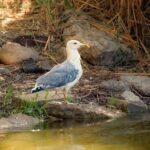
left=19, top=100, right=48, bottom=118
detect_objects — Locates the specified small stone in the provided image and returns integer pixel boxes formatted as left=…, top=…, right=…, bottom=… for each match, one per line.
left=89, top=77, right=93, bottom=80
left=0, top=76, right=5, bottom=81
left=22, top=58, right=39, bottom=73
left=0, top=113, right=42, bottom=130
left=121, top=90, right=148, bottom=113
left=15, top=74, right=21, bottom=81
left=22, top=59, right=51, bottom=73
left=0, top=67, right=10, bottom=75
left=82, top=79, right=90, bottom=84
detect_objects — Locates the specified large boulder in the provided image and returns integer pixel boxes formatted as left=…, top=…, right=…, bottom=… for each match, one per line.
left=121, top=91, right=148, bottom=113
left=45, top=102, right=124, bottom=121
left=121, top=75, right=150, bottom=97
left=0, top=42, right=39, bottom=65
left=100, top=75, right=150, bottom=113
left=100, top=79, right=129, bottom=92
left=63, top=14, right=135, bottom=67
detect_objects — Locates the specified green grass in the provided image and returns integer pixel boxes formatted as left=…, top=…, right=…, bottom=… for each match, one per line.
left=0, top=84, right=14, bottom=118
left=3, top=84, right=13, bottom=106
left=67, top=94, right=73, bottom=103
left=109, top=96, right=119, bottom=107
left=0, top=85, right=48, bottom=118
left=19, top=100, right=48, bottom=118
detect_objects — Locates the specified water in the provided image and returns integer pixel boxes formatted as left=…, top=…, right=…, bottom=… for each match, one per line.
left=0, top=114, right=150, bottom=150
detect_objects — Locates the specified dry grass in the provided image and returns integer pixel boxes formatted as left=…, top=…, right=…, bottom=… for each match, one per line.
left=0, top=0, right=149, bottom=57
left=72, top=0, right=150, bottom=55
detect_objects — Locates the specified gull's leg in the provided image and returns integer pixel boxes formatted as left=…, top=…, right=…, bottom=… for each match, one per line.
left=63, top=88, right=68, bottom=102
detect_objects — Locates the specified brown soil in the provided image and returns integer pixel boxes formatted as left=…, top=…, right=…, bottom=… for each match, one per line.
left=0, top=63, right=118, bottom=117
left=0, top=66, right=114, bottom=101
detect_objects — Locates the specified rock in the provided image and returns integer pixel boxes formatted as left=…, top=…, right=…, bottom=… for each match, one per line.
left=18, top=90, right=65, bottom=102
left=63, top=13, right=135, bottom=67
left=121, top=75, right=150, bottom=97
left=0, top=76, right=5, bottom=81
left=0, top=113, right=42, bottom=130
left=100, top=79, right=129, bottom=92
left=0, top=67, right=10, bottom=74
left=18, top=92, right=124, bottom=121
left=37, top=60, right=51, bottom=71
left=0, top=118, right=12, bottom=129
left=0, top=42, right=39, bottom=65
left=121, top=91, right=148, bottom=113
left=45, top=102, right=124, bottom=121
left=22, top=58, right=40, bottom=73
left=14, top=74, right=21, bottom=81
left=22, top=59, right=51, bottom=73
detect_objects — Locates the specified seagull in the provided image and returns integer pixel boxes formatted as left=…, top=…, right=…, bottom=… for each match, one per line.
left=31, top=40, right=89, bottom=102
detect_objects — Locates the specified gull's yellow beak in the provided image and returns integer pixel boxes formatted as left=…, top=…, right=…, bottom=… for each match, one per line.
left=80, top=43, right=91, bottom=48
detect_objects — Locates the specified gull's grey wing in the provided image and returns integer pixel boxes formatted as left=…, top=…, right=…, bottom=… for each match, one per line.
left=36, top=61, right=78, bottom=89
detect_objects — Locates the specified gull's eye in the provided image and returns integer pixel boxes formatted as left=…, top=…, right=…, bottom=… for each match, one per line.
left=74, top=42, right=77, bottom=45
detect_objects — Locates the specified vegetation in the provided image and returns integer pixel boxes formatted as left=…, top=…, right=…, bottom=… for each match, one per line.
left=3, top=83, right=13, bottom=106
left=0, top=84, right=14, bottom=117
left=109, top=96, right=119, bottom=108
left=0, top=0, right=149, bottom=56
left=0, top=83, right=47, bottom=118
left=19, top=100, right=48, bottom=118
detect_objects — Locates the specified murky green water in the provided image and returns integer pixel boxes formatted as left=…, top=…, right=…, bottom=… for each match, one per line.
left=0, top=114, right=150, bottom=150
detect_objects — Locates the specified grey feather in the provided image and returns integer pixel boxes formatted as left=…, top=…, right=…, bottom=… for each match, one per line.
left=36, top=60, right=79, bottom=89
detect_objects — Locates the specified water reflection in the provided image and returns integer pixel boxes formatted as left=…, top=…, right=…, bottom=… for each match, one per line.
left=0, top=114, right=150, bottom=150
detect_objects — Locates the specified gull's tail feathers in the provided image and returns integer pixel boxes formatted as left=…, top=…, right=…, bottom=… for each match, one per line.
left=31, top=86, right=44, bottom=93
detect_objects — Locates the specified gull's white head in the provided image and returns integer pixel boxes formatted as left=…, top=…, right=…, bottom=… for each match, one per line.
left=66, top=40, right=90, bottom=63
left=66, top=40, right=86, bottom=50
